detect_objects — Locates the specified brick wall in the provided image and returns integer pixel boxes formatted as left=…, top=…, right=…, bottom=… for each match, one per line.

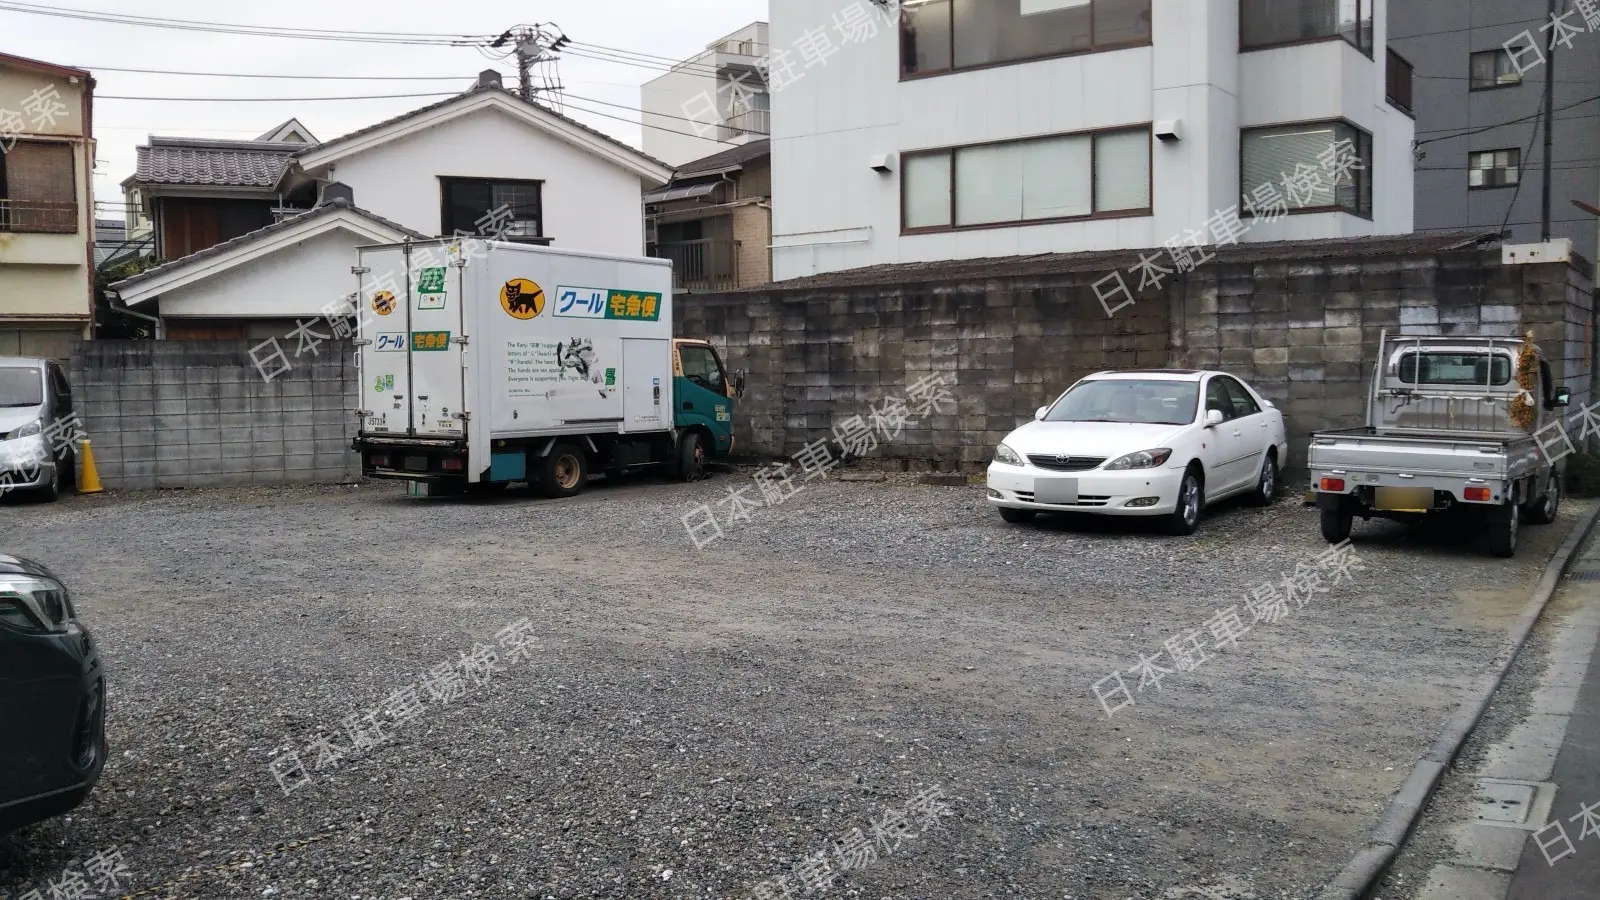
left=70, top=340, right=360, bottom=490
left=677, top=238, right=1595, bottom=474
left=731, top=203, right=771, bottom=287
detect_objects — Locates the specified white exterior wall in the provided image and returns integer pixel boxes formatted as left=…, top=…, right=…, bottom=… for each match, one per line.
left=771, top=0, right=1414, bottom=281
left=155, top=229, right=376, bottom=319
left=314, top=107, right=649, bottom=258
left=642, top=22, right=770, bottom=166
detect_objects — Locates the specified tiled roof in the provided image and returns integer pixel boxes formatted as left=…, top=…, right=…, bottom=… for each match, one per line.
left=675, top=139, right=770, bottom=179
left=733, top=232, right=1502, bottom=294
left=297, top=85, right=672, bottom=175
left=133, top=136, right=301, bottom=188
left=111, top=199, right=427, bottom=294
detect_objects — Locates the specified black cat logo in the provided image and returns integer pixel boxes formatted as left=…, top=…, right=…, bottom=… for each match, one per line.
left=500, top=278, right=545, bottom=319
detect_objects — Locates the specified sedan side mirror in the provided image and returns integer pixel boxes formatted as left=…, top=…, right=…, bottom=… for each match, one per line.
left=1035, top=406, right=1049, bottom=421
left=1552, top=386, right=1572, bottom=409
left=1205, top=408, right=1226, bottom=427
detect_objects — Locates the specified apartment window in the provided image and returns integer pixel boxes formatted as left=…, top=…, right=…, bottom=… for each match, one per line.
left=901, top=127, right=1151, bottom=232
left=1241, top=121, right=1372, bottom=217
left=1386, top=48, right=1413, bottom=113
left=1240, top=0, right=1373, bottom=55
left=901, top=0, right=1152, bottom=78
left=1469, top=48, right=1523, bottom=89
left=440, top=177, right=544, bottom=243
left=0, top=141, right=78, bottom=234
left=1468, top=149, right=1520, bottom=189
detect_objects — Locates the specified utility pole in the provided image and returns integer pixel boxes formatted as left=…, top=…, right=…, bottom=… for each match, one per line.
left=1542, top=0, right=1558, bottom=241
left=515, top=31, right=534, bottom=102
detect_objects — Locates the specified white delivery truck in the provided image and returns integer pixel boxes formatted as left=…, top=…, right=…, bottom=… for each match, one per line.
left=352, top=239, right=742, bottom=496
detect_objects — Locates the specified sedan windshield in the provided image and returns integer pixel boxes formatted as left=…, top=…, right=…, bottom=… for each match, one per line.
left=1045, top=379, right=1199, bottom=426
left=0, top=367, right=44, bottom=407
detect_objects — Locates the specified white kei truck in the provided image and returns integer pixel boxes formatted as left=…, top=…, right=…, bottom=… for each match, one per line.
left=1310, top=332, right=1570, bottom=558
left=351, top=240, right=741, bottom=496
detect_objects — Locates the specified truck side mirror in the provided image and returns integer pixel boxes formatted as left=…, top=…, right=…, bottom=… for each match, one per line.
left=732, top=370, right=747, bottom=399
left=1552, top=386, right=1572, bottom=408
left=1205, top=408, right=1226, bottom=427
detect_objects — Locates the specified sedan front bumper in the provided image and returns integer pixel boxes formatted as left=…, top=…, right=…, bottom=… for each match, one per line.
left=986, top=462, right=1186, bottom=516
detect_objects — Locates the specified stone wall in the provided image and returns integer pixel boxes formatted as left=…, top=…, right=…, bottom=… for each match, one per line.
left=69, top=340, right=360, bottom=490
left=676, top=235, right=1596, bottom=473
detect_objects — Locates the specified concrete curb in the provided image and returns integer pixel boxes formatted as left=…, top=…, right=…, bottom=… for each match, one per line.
left=1313, top=502, right=1600, bottom=900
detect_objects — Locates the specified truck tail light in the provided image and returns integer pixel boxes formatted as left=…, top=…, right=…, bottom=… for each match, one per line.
left=369, top=453, right=390, bottom=468
left=1464, top=486, right=1491, bottom=501
left=1320, top=477, right=1346, bottom=492
left=442, top=458, right=464, bottom=471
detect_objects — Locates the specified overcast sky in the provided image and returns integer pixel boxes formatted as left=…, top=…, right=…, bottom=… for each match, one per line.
left=0, top=0, right=767, bottom=220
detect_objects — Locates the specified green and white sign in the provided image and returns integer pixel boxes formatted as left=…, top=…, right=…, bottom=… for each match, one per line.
left=417, top=267, right=447, bottom=309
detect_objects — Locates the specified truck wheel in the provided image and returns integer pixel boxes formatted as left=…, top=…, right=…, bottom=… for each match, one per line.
left=998, top=507, right=1036, bottom=524
left=539, top=444, right=587, bottom=498
left=1319, top=509, right=1352, bottom=543
left=1246, top=454, right=1278, bottom=507
left=677, top=432, right=706, bottom=482
left=1164, top=470, right=1203, bottom=536
left=1488, top=503, right=1519, bottom=558
left=1524, top=473, right=1561, bottom=525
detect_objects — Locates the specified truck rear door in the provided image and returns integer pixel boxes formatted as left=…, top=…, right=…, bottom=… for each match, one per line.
left=405, top=248, right=466, bottom=438
left=356, top=246, right=411, bottom=436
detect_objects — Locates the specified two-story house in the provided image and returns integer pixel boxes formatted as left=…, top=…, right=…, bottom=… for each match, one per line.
left=0, top=52, right=96, bottom=361
left=645, top=139, right=773, bottom=292
left=111, top=72, right=673, bottom=338
left=770, top=0, right=1416, bottom=280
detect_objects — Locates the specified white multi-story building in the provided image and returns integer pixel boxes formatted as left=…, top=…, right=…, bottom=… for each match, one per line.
left=769, top=0, right=1415, bottom=280
left=641, top=22, right=772, bottom=166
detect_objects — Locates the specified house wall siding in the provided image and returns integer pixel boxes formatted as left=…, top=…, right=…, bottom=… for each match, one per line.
left=153, top=227, right=376, bottom=321
left=318, top=107, right=648, bottom=257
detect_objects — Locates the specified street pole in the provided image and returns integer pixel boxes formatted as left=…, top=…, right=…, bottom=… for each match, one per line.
left=1542, top=0, right=1558, bottom=241
left=516, top=29, right=533, bottom=102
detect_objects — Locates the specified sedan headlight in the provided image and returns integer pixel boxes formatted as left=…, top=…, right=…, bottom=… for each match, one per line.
left=994, top=443, right=1025, bottom=466
left=1104, top=448, right=1173, bottom=470
left=8, top=419, right=42, bottom=440
left=0, top=574, right=76, bottom=634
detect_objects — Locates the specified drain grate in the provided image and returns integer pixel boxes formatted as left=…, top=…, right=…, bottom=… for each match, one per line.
left=1569, top=570, right=1600, bottom=582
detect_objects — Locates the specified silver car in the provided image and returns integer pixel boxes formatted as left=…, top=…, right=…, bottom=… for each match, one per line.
left=0, top=358, right=77, bottom=502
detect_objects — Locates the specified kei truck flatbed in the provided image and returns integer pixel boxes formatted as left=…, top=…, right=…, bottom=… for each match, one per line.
left=351, top=239, right=742, bottom=496
left=1309, top=331, right=1570, bottom=557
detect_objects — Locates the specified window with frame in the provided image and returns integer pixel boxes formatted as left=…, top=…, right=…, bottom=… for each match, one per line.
left=1468, top=149, right=1520, bottom=189
left=902, top=127, right=1151, bottom=232
left=1218, top=376, right=1262, bottom=418
left=440, top=177, right=544, bottom=243
left=677, top=343, right=728, bottom=395
left=1241, top=121, right=1372, bottom=217
left=1386, top=47, right=1413, bottom=113
left=1469, top=48, right=1523, bottom=89
left=0, top=141, right=78, bottom=234
left=901, top=0, right=1152, bottom=78
left=1240, top=0, right=1372, bottom=54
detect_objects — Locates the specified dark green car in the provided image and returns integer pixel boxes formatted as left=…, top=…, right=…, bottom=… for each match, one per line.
left=0, top=555, right=105, bottom=832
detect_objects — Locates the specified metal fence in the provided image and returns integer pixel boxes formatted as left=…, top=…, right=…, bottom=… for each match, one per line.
left=652, top=239, right=741, bottom=293
left=0, top=199, right=78, bottom=233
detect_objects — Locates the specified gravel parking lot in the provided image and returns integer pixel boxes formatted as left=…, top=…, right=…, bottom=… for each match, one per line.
left=0, top=473, right=1585, bottom=900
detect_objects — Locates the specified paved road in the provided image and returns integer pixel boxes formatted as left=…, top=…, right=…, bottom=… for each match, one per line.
left=1508, top=572, right=1600, bottom=899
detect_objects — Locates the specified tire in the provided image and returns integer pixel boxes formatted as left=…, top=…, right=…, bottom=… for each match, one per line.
left=29, top=458, right=64, bottom=503
left=1246, top=454, right=1278, bottom=507
left=1320, top=509, right=1352, bottom=543
left=1487, top=502, right=1519, bottom=558
left=539, top=443, right=588, bottom=498
left=676, top=432, right=707, bottom=482
left=1164, top=469, right=1203, bottom=536
left=1524, top=473, right=1561, bottom=526
left=998, top=507, right=1036, bottom=524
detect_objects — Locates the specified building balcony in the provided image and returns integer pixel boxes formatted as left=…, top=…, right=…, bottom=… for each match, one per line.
left=650, top=238, right=741, bottom=293
left=0, top=199, right=78, bottom=234
left=723, top=108, right=771, bottom=140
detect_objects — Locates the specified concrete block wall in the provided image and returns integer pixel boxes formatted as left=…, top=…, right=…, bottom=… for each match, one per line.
left=70, top=340, right=360, bottom=490
left=677, top=273, right=1171, bottom=467
left=680, top=247, right=1593, bottom=474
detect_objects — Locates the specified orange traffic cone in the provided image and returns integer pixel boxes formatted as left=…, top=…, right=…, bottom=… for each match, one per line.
left=76, top=439, right=103, bottom=494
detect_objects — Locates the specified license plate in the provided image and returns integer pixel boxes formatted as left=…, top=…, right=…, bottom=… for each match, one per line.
left=404, top=456, right=429, bottom=472
left=1375, top=486, right=1434, bottom=511
left=1035, top=478, right=1079, bottom=505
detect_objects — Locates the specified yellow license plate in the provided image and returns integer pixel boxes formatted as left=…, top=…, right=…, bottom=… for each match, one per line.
left=1374, top=486, right=1435, bottom=511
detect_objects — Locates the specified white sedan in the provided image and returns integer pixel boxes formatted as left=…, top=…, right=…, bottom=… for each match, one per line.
left=986, top=370, right=1289, bottom=535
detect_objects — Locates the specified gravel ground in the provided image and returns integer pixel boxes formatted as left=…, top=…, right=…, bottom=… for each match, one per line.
left=0, top=472, right=1585, bottom=900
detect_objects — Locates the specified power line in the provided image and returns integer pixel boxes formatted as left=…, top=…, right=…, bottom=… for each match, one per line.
left=561, top=92, right=768, bottom=137
left=561, top=45, right=729, bottom=79
left=97, top=90, right=461, bottom=102
left=1415, top=93, right=1600, bottom=145
left=78, top=65, right=511, bottom=82
left=0, top=0, right=490, bottom=45
left=553, top=97, right=744, bottom=148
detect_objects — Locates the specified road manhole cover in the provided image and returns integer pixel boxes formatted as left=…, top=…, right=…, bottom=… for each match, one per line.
left=1472, top=778, right=1556, bottom=829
